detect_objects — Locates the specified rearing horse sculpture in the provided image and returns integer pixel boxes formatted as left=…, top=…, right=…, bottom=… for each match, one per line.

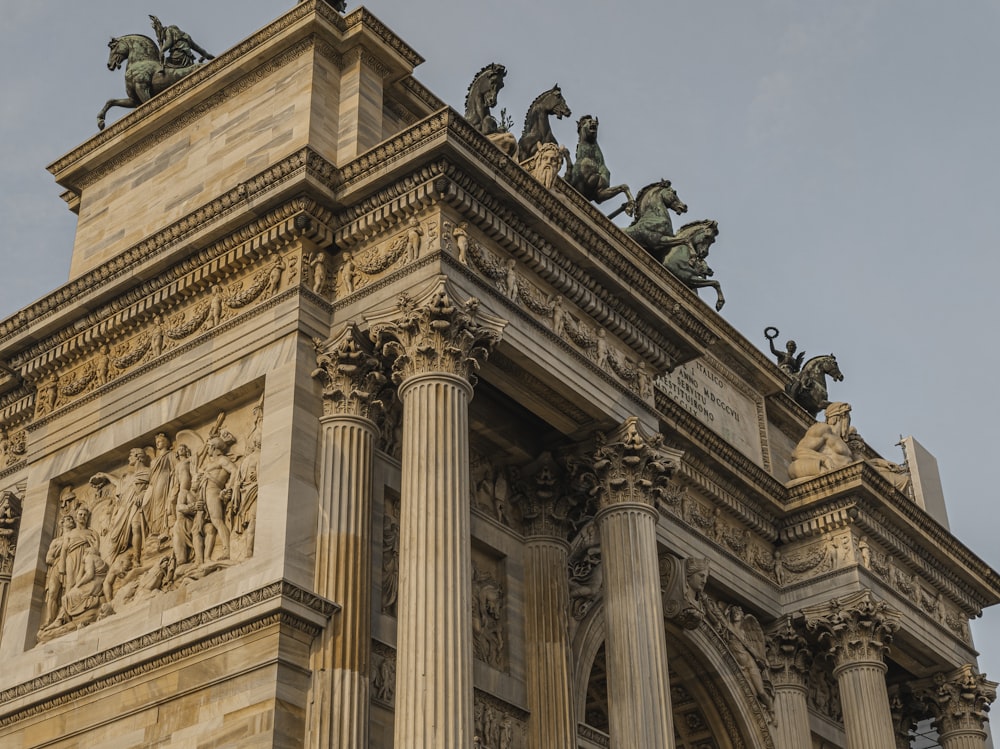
left=518, top=84, right=571, bottom=160
left=464, top=63, right=518, bottom=158
left=97, top=32, right=206, bottom=130
left=786, top=354, right=844, bottom=416
left=566, top=115, right=634, bottom=213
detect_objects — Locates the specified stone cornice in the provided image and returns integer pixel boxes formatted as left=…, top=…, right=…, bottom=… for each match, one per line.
left=2, top=148, right=337, bottom=357
left=784, top=463, right=1000, bottom=609
left=0, top=581, right=335, bottom=721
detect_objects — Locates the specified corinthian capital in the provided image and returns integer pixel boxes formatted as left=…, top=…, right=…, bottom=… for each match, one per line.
left=925, top=664, right=998, bottom=737
left=311, top=323, right=387, bottom=421
left=366, top=276, right=506, bottom=387
left=799, top=589, right=901, bottom=669
left=591, top=417, right=682, bottom=511
left=766, top=616, right=812, bottom=688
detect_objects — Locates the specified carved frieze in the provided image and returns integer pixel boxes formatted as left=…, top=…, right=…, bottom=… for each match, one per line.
left=36, top=395, right=263, bottom=643
left=25, top=246, right=296, bottom=420
left=332, top=216, right=435, bottom=300
left=471, top=455, right=519, bottom=531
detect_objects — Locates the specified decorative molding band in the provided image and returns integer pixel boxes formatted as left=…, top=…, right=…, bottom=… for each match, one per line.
left=0, top=581, right=334, bottom=718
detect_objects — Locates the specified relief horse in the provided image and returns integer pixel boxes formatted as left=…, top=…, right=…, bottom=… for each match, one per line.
left=464, top=63, right=518, bottom=158
left=518, top=84, right=571, bottom=160
left=566, top=115, right=634, bottom=213
left=97, top=34, right=202, bottom=130
left=786, top=354, right=844, bottom=416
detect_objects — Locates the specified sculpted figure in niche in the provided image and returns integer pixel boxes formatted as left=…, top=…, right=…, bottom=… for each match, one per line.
left=310, top=252, right=328, bottom=294
left=339, top=252, right=356, bottom=294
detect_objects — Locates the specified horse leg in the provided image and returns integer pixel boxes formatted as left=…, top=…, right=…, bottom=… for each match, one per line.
left=97, top=98, right=138, bottom=130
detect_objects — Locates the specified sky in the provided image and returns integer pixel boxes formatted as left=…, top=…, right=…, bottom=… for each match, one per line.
left=3, top=0, right=1000, bottom=719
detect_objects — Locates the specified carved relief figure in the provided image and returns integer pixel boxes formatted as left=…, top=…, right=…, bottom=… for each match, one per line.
left=472, top=565, right=506, bottom=669
left=405, top=218, right=424, bottom=263
left=41, top=507, right=104, bottom=631
left=568, top=521, right=603, bottom=620
left=453, top=222, right=470, bottom=265
left=709, top=601, right=774, bottom=710
left=339, top=252, right=356, bottom=294
left=504, top=258, right=518, bottom=300
left=310, top=252, right=328, bottom=294
left=144, top=433, right=177, bottom=540
left=171, top=443, right=205, bottom=566
left=41, top=514, right=76, bottom=629
left=226, top=403, right=261, bottom=557
left=197, top=434, right=239, bottom=561
left=381, top=495, right=400, bottom=615
left=95, top=448, right=152, bottom=566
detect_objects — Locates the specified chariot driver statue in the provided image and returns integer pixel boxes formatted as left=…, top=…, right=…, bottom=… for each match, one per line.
left=149, top=15, right=214, bottom=68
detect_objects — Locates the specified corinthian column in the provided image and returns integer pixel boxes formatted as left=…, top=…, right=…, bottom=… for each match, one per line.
left=766, top=617, right=813, bottom=749
left=802, top=590, right=902, bottom=749
left=925, top=665, right=998, bottom=749
left=590, top=418, right=683, bottom=749
left=306, top=324, right=386, bottom=749
left=367, top=278, right=506, bottom=749
left=518, top=452, right=579, bottom=749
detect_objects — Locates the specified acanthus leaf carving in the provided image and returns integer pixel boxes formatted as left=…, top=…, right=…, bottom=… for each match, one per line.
left=590, top=417, right=682, bottom=511
left=922, top=664, right=998, bottom=738
left=798, top=589, right=902, bottom=669
left=311, top=323, right=387, bottom=421
left=367, top=277, right=506, bottom=387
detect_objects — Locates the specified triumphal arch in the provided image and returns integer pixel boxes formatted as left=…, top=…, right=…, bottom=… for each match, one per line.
left=0, top=2, right=996, bottom=748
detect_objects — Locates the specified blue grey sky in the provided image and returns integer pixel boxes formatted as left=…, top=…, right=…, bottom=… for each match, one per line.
left=3, top=0, right=999, bottom=704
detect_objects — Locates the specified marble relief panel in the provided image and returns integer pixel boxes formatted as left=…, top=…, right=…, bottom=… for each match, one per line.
left=36, top=393, right=263, bottom=644
left=471, top=546, right=507, bottom=672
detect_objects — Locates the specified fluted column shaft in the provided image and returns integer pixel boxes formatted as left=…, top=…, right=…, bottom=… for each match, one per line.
left=597, top=501, right=674, bottom=748
left=524, top=535, right=577, bottom=749
left=834, top=659, right=896, bottom=748
left=771, top=683, right=812, bottom=749
left=310, top=414, right=377, bottom=749
left=939, top=729, right=990, bottom=749
left=393, top=372, right=475, bottom=748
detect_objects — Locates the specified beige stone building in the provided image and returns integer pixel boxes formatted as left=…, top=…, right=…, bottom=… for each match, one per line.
left=0, top=2, right=996, bottom=747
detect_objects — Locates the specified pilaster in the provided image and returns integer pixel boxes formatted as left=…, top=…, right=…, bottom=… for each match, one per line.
left=590, top=418, right=683, bottom=749
left=367, top=278, right=506, bottom=749
left=306, top=323, right=386, bottom=749
left=801, top=590, right=901, bottom=749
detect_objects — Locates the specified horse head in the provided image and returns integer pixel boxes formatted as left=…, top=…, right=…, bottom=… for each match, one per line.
left=577, top=114, right=599, bottom=144
left=543, top=84, right=572, bottom=120
left=107, top=37, right=128, bottom=71
left=466, top=63, right=507, bottom=114
left=823, top=355, right=844, bottom=382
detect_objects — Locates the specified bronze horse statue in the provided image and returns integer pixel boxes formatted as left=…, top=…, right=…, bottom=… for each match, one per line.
left=518, top=84, right=571, bottom=159
left=623, top=180, right=688, bottom=251
left=625, top=182, right=725, bottom=310
left=566, top=115, right=634, bottom=213
left=786, top=354, right=844, bottom=416
left=97, top=33, right=206, bottom=130
left=660, top=220, right=725, bottom=311
left=464, top=63, right=518, bottom=158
